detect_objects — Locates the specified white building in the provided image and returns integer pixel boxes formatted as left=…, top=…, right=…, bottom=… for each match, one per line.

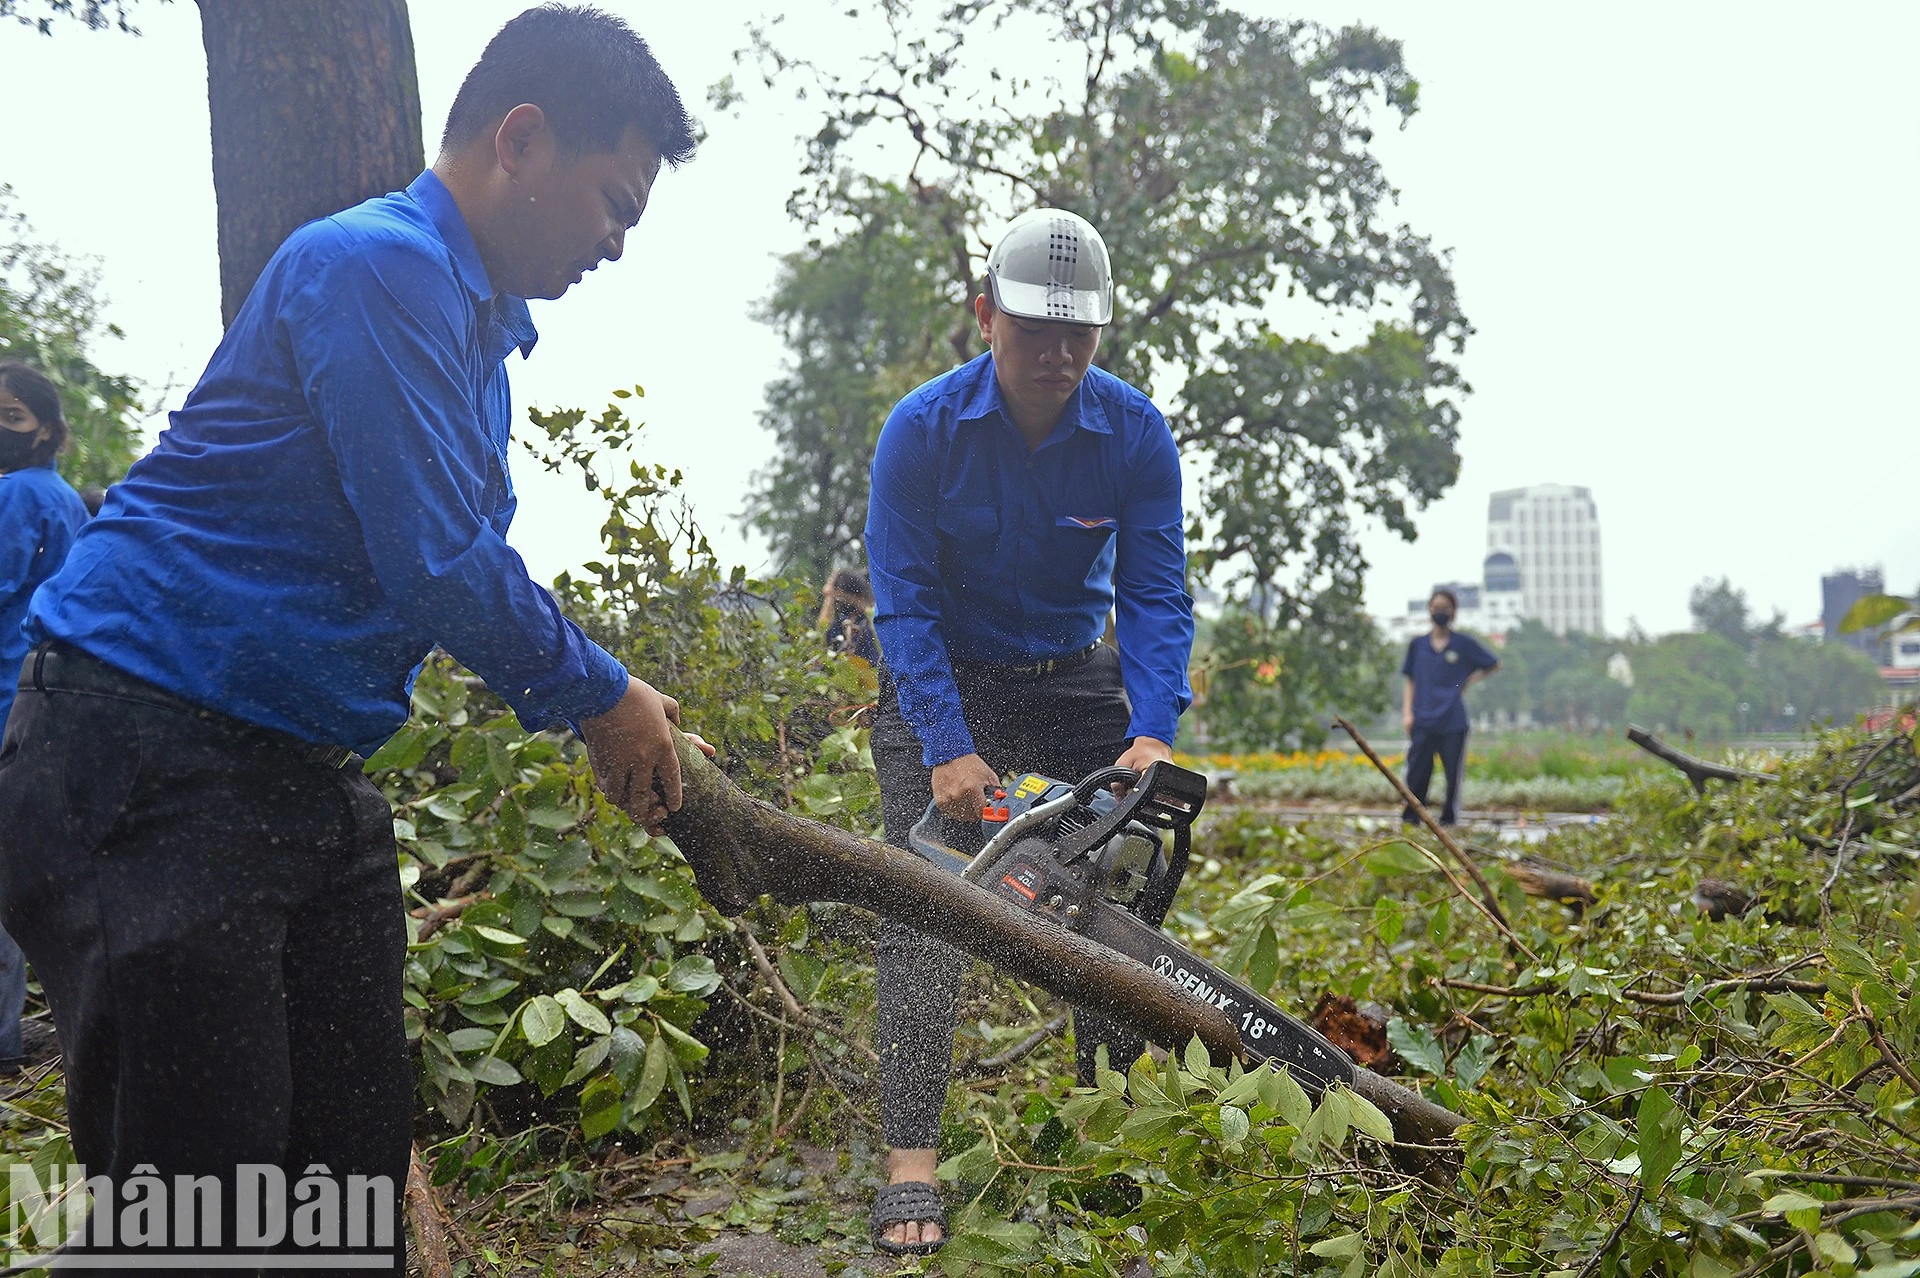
left=1487, top=484, right=1604, bottom=637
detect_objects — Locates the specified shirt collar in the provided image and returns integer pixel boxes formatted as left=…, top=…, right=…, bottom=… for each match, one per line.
left=959, top=354, right=1113, bottom=438
left=405, top=170, right=538, bottom=359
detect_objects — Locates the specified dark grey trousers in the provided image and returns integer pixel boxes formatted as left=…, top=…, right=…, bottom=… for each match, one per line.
left=871, top=644, right=1140, bottom=1149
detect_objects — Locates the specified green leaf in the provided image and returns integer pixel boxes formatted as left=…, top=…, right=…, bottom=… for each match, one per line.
left=1309, top=1232, right=1365, bottom=1259
left=555, top=988, right=611, bottom=1036
left=777, top=949, right=826, bottom=1002
left=1373, top=896, right=1404, bottom=946
left=1637, top=1084, right=1682, bottom=1191
left=1762, top=1190, right=1824, bottom=1233
left=579, top=1075, right=623, bottom=1140
left=1344, top=1088, right=1396, bottom=1144
left=1454, top=1034, right=1496, bottom=1089
left=1365, top=842, right=1435, bottom=876
left=471, top=925, right=527, bottom=947
left=521, top=995, right=565, bottom=1047
left=1248, top=923, right=1280, bottom=992
left=562, top=1034, right=612, bottom=1086
left=1183, top=1035, right=1213, bottom=1078
left=444, top=1028, right=496, bottom=1053
left=1387, top=1017, right=1447, bottom=1076
left=608, top=1025, right=645, bottom=1086
left=1260, top=1064, right=1312, bottom=1129
left=1218, top=1103, right=1250, bottom=1148
left=628, top=1032, right=670, bottom=1114
left=468, top=1056, right=522, bottom=1087
left=666, top=954, right=721, bottom=996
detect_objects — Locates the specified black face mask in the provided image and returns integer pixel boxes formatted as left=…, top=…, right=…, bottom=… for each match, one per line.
left=1430, top=609, right=1453, bottom=628
left=0, top=430, right=45, bottom=472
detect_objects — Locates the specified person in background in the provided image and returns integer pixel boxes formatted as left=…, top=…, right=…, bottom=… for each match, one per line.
left=0, top=361, right=91, bottom=1074
left=819, top=567, right=881, bottom=668
left=1400, top=587, right=1500, bottom=825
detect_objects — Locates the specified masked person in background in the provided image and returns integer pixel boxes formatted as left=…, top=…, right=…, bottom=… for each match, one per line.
left=862, top=209, right=1194, bottom=1254
left=0, top=362, right=90, bottom=1076
left=0, top=9, right=709, bottom=1271
left=1400, top=588, right=1500, bottom=825
left=819, top=567, right=881, bottom=669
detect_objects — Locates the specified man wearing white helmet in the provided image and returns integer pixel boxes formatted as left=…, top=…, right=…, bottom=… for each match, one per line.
left=863, top=208, right=1194, bottom=1254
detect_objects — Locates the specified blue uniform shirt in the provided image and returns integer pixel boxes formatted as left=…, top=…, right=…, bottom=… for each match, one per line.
left=1402, top=631, right=1499, bottom=733
left=0, top=462, right=89, bottom=728
left=29, top=171, right=628, bottom=755
left=866, top=353, right=1194, bottom=767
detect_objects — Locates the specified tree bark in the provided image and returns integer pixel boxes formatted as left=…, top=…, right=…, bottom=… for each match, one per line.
left=1625, top=725, right=1772, bottom=794
left=196, top=0, right=424, bottom=327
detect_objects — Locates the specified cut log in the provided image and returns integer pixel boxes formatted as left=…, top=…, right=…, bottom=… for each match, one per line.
left=661, top=736, right=1465, bottom=1148
left=1626, top=726, right=1771, bottom=794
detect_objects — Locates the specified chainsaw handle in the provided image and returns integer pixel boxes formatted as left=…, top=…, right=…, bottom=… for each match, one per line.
left=1073, top=766, right=1139, bottom=803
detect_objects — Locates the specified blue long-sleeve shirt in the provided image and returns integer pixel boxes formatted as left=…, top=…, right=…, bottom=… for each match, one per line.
left=29, top=171, right=628, bottom=755
left=0, top=462, right=89, bottom=728
left=866, top=354, right=1194, bottom=767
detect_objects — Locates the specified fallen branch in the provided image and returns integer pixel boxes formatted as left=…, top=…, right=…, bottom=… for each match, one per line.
left=410, top=893, right=487, bottom=943
left=1571, top=1182, right=1643, bottom=1278
left=1334, top=717, right=1538, bottom=963
left=1625, top=726, right=1771, bottom=794
left=965, top=1013, right=1069, bottom=1076
left=405, top=1145, right=457, bottom=1278
left=1437, top=973, right=1827, bottom=1006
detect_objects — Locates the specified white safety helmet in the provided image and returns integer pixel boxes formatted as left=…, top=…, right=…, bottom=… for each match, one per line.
left=984, top=208, right=1114, bottom=327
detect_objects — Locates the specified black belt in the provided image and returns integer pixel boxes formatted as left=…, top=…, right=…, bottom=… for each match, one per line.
left=953, top=641, right=1102, bottom=682
left=20, top=641, right=361, bottom=770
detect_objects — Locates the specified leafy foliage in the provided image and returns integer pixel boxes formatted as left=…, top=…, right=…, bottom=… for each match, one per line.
left=0, top=186, right=145, bottom=488
left=367, top=391, right=882, bottom=1167
left=738, top=0, right=1469, bottom=743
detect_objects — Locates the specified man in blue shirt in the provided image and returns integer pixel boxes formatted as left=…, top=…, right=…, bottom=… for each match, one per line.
left=1400, top=588, right=1501, bottom=825
left=0, top=9, right=699, bottom=1269
left=862, top=209, right=1194, bottom=1254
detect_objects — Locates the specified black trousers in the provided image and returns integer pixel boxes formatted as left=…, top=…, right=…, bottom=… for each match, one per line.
left=871, top=644, right=1139, bottom=1150
left=0, top=645, right=409, bottom=1275
left=1403, top=723, right=1469, bottom=825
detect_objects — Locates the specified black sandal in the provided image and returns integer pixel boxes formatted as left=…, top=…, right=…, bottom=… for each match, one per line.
left=870, top=1181, right=948, bottom=1256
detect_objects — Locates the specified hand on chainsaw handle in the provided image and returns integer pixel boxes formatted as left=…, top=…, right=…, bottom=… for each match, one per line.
left=1112, top=736, right=1174, bottom=792
left=932, top=752, right=1001, bottom=822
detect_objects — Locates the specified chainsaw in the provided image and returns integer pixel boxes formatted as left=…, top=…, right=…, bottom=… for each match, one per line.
left=908, top=760, right=1355, bottom=1093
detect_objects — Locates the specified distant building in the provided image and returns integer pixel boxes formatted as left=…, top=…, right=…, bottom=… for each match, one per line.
left=1892, top=624, right=1920, bottom=671
left=1821, top=567, right=1885, bottom=656
left=1487, top=484, right=1604, bottom=636
left=1480, top=552, right=1526, bottom=635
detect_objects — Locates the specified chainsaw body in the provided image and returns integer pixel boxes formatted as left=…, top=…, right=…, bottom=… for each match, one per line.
left=908, top=760, right=1355, bottom=1092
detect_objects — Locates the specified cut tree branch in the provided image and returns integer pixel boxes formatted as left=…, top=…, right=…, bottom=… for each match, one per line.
left=1335, top=717, right=1536, bottom=962
left=1626, top=726, right=1771, bottom=794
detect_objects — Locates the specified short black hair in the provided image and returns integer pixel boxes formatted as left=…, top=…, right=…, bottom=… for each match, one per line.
left=442, top=5, right=696, bottom=167
left=1430, top=588, right=1459, bottom=611
left=0, top=360, right=69, bottom=467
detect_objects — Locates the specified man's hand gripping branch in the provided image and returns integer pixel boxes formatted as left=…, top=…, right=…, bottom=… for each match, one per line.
left=580, top=676, right=715, bottom=834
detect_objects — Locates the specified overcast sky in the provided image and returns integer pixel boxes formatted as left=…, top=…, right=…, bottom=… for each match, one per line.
left=6, top=1, right=1915, bottom=637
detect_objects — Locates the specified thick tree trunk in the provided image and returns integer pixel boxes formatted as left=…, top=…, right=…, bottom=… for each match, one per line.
left=196, top=0, right=424, bottom=327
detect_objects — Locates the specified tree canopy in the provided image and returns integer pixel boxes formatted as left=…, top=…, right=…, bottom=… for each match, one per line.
left=740, top=0, right=1469, bottom=736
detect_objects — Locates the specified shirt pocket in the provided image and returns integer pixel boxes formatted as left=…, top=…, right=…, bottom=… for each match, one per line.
left=1051, top=513, right=1118, bottom=582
